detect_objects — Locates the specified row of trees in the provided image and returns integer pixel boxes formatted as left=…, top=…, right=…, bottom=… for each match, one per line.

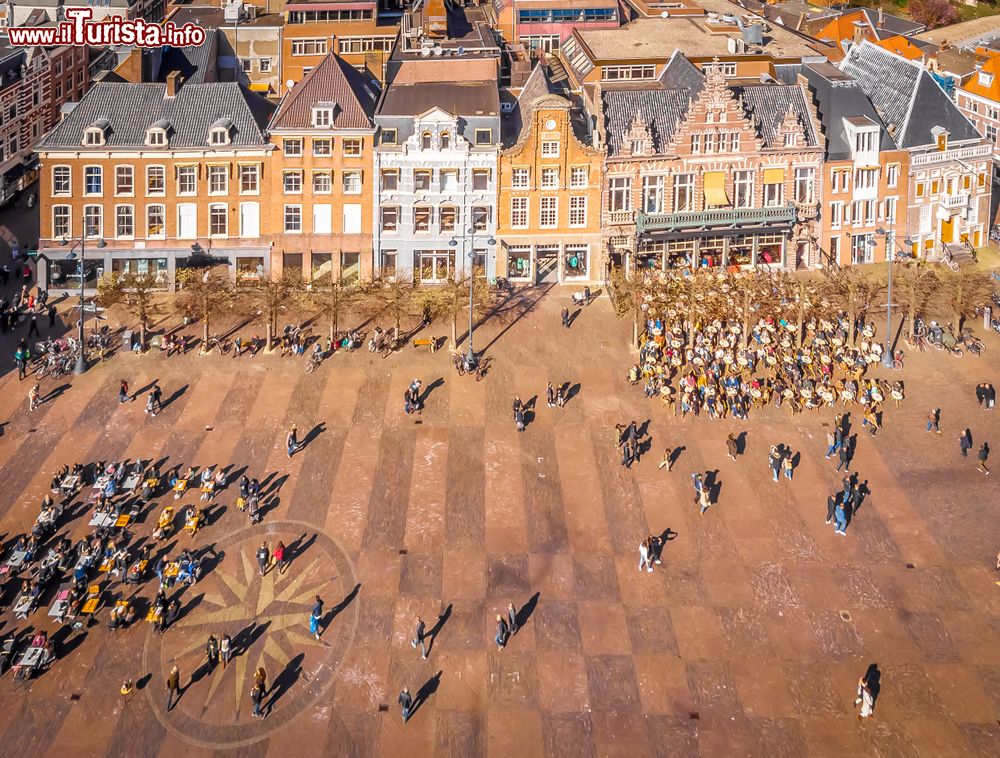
left=96, top=267, right=495, bottom=352
left=610, top=262, right=996, bottom=345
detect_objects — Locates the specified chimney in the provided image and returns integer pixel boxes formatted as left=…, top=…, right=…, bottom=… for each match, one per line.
left=165, top=70, right=183, bottom=97
left=852, top=21, right=867, bottom=46
left=114, top=47, right=143, bottom=83
left=878, top=6, right=884, bottom=25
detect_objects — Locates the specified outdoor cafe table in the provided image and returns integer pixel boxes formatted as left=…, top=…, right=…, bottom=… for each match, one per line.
left=12, top=595, right=33, bottom=619
left=48, top=586, right=73, bottom=620
left=122, top=473, right=141, bottom=492
left=0, top=550, right=28, bottom=575
left=88, top=511, right=118, bottom=528
left=16, top=646, right=45, bottom=670
left=59, top=474, right=80, bottom=493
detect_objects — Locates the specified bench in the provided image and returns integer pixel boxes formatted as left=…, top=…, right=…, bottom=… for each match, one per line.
left=412, top=337, right=438, bottom=353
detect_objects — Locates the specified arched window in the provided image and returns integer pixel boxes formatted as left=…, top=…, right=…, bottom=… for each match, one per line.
left=440, top=131, right=450, bottom=149
left=421, top=131, right=432, bottom=150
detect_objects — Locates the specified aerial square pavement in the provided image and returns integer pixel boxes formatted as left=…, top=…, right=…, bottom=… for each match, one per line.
left=0, top=290, right=998, bottom=757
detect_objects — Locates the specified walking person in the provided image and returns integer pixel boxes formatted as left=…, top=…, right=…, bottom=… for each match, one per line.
left=977, top=442, right=990, bottom=475
left=151, top=384, right=163, bottom=414
left=220, top=634, right=232, bottom=669
left=28, top=383, right=41, bottom=412
left=854, top=664, right=880, bottom=719
left=165, top=665, right=181, bottom=711
left=782, top=452, right=794, bottom=481
left=118, top=379, right=129, bottom=404
left=27, top=313, right=39, bottom=338
left=691, top=472, right=704, bottom=504
left=698, top=486, right=711, bottom=516
left=561, top=307, right=570, bottom=328
left=398, top=688, right=413, bottom=723
left=826, top=493, right=839, bottom=525
left=638, top=538, right=654, bottom=572
left=768, top=445, right=783, bottom=482
left=926, top=408, right=941, bottom=434
left=205, top=634, right=219, bottom=672
left=145, top=391, right=158, bottom=417
left=254, top=666, right=267, bottom=696
left=410, top=616, right=427, bottom=659
left=47, top=303, right=57, bottom=328
left=556, top=384, right=566, bottom=408
left=506, top=601, right=519, bottom=635
left=726, top=433, right=738, bottom=462
left=274, top=541, right=287, bottom=574
left=546, top=382, right=556, bottom=408
left=256, top=542, right=270, bottom=577
left=250, top=682, right=266, bottom=719
left=15, top=342, right=28, bottom=380
left=959, top=429, right=972, bottom=457
left=836, top=440, right=851, bottom=472
left=825, top=430, right=837, bottom=459
left=658, top=447, right=674, bottom=471
left=834, top=498, right=848, bottom=536
left=286, top=424, right=299, bottom=458
left=495, top=613, right=509, bottom=651
left=310, top=595, right=324, bottom=640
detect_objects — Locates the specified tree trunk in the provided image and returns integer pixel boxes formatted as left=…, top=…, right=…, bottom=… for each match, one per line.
left=796, top=297, right=805, bottom=350
left=451, top=310, right=458, bottom=350
left=266, top=320, right=273, bottom=351
left=329, top=314, right=336, bottom=346
left=202, top=315, right=210, bottom=348
left=140, top=320, right=147, bottom=352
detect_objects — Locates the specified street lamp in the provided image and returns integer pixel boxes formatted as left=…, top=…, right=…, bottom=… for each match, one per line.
left=60, top=232, right=106, bottom=374
left=873, top=228, right=914, bottom=369
left=449, top=228, right=496, bottom=369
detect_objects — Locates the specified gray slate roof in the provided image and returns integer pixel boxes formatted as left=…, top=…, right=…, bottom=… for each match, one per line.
left=737, top=83, right=820, bottom=148
left=801, top=62, right=896, bottom=160
left=658, top=50, right=705, bottom=93
left=602, top=88, right=697, bottom=156
left=840, top=40, right=980, bottom=149
left=38, top=81, right=275, bottom=149
left=155, top=34, right=216, bottom=85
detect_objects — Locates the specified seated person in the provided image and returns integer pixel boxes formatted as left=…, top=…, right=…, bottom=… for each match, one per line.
left=214, top=468, right=227, bottom=488
left=200, top=467, right=214, bottom=488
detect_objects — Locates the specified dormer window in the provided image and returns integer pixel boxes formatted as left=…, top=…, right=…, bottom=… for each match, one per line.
left=979, top=71, right=994, bottom=88
left=83, top=118, right=109, bottom=146
left=932, top=126, right=949, bottom=152
left=313, top=107, right=332, bottom=127
left=421, top=131, right=432, bottom=150
left=208, top=118, right=233, bottom=146
left=145, top=119, right=171, bottom=147
left=784, top=132, right=798, bottom=148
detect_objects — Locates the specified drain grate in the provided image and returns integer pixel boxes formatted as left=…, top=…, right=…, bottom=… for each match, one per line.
left=689, top=712, right=700, bottom=720
left=398, top=549, right=408, bottom=555
left=69, top=693, right=81, bottom=701
left=378, top=704, right=389, bottom=712
left=905, top=563, right=915, bottom=569
left=839, top=610, right=853, bottom=622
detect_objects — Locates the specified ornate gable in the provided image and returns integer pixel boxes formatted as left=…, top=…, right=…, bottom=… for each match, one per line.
left=775, top=102, right=808, bottom=149
left=668, top=61, right=761, bottom=157
left=621, top=114, right=653, bottom=157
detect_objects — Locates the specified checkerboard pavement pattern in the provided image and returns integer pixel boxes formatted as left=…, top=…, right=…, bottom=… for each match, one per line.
left=0, top=293, right=998, bottom=756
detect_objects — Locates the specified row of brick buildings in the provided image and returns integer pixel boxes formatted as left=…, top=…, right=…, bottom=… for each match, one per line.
left=32, top=0, right=995, bottom=290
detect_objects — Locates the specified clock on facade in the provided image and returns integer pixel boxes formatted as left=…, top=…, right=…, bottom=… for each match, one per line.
left=545, top=119, right=557, bottom=131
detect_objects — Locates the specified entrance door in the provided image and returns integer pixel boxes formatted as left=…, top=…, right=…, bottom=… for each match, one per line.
left=536, top=246, right=558, bottom=284
left=940, top=216, right=954, bottom=244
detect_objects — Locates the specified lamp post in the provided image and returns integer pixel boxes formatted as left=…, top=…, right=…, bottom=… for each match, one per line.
left=60, top=231, right=106, bottom=374
left=449, top=228, right=495, bottom=369
left=873, top=228, right=914, bottom=369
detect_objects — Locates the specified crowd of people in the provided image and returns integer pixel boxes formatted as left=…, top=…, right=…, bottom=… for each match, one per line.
left=628, top=284, right=905, bottom=422
left=0, top=453, right=283, bottom=691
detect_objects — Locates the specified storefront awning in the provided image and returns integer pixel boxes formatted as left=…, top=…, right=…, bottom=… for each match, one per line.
left=763, top=167, right=785, bottom=184
left=703, top=172, right=729, bottom=207
left=249, top=83, right=270, bottom=93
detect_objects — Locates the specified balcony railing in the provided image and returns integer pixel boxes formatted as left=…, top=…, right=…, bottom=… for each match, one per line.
left=637, top=204, right=797, bottom=234
left=941, top=193, right=970, bottom=209
left=911, top=143, right=991, bottom=167
left=607, top=209, right=636, bottom=225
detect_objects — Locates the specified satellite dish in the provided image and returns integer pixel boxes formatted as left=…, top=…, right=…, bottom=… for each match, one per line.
left=285, top=79, right=295, bottom=90
left=420, top=47, right=431, bottom=57
left=433, top=46, right=443, bottom=56
left=457, top=46, right=465, bottom=55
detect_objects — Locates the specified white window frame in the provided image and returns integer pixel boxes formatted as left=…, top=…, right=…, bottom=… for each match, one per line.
left=52, top=165, right=71, bottom=195
left=569, top=196, right=587, bottom=228
left=208, top=165, right=228, bottom=194
left=115, top=204, right=134, bottom=239
left=510, top=196, right=528, bottom=228
left=539, top=196, right=558, bottom=228
left=284, top=204, right=303, bottom=233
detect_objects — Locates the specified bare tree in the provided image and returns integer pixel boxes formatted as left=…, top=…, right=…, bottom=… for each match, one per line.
left=302, top=274, right=364, bottom=345
left=365, top=273, right=419, bottom=342
left=96, top=271, right=163, bottom=350
left=820, top=266, right=885, bottom=346
left=608, top=263, right=646, bottom=345
left=420, top=268, right=492, bottom=349
left=245, top=273, right=302, bottom=349
left=934, top=266, right=995, bottom=330
left=894, top=261, right=941, bottom=336
left=175, top=267, right=236, bottom=348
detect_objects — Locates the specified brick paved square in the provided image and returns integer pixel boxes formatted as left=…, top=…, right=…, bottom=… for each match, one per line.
left=0, top=291, right=996, bottom=757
